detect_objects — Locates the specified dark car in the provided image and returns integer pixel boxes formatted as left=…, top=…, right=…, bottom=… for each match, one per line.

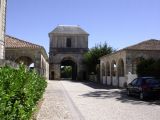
left=127, top=77, right=160, bottom=100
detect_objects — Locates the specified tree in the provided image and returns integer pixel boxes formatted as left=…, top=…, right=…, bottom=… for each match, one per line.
left=84, top=42, right=116, bottom=74
left=61, top=66, right=72, bottom=78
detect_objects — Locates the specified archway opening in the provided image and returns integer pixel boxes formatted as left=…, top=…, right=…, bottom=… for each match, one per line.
left=102, top=63, right=105, bottom=76
left=60, top=59, right=77, bottom=80
left=51, top=71, right=54, bottom=80
left=111, top=60, right=116, bottom=77
left=15, top=56, right=34, bottom=67
left=106, top=61, right=110, bottom=76
left=118, top=59, right=124, bottom=77
left=111, top=60, right=117, bottom=86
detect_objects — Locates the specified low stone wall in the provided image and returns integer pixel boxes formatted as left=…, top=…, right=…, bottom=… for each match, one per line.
left=107, top=76, right=111, bottom=85
left=102, top=76, right=107, bottom=85
left=0, top=59, right=19, bottom=68
left=112, top=77, right=118, bottom=86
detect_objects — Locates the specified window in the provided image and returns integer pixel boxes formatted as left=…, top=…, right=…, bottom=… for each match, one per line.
left=136, top=79, right=142, bottom=86
left=66, top=38, right=71, bottom=47
left=131, top=79, right=138, bottom=86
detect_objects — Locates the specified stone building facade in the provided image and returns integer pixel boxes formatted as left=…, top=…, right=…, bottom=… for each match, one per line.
left=5, top=35, right=49, bottom=79
left=0, top=0, right=7, bottom=59
left=49, top=25, right=89, bottom=80
left=100, top=39, right=160, bottom=87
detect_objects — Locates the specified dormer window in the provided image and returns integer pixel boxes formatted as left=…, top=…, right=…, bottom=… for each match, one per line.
left=66, top=38, right=71, bottom=48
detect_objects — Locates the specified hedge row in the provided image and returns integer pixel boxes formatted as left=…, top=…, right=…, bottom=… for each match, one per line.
left=137, top=58, right=160, bottom=77
left=0, top=65, right=47, bottom=120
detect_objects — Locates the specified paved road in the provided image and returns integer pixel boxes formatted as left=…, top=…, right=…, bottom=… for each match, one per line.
left=37, top=80, right=160, bottom=120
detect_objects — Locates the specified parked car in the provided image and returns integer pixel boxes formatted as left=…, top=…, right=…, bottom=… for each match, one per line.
left=127, top=77, right=160, bottom=100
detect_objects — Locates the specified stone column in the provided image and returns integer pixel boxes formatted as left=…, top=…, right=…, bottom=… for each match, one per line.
left=0, top=0, right=7, bottom=59
left=34, top=52, right=41, bottom=74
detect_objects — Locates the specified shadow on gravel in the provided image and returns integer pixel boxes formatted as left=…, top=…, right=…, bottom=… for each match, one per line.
left=80, top=82, right=160, bottom=106
left=82, top=82, right=119, bottom=89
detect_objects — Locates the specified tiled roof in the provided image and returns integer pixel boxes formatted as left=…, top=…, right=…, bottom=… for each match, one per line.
left=123, top=39, right=160, bottom=51
left=5, top=35, right=42, bottom=49
left=100, top=39, right=160, bottom=60
left=5, top=35, right=48, bottom=60
left=49, top=25, right=89, bottom=35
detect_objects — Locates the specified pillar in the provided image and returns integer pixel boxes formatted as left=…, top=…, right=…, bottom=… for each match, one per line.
left=0, top=0, right=7, bottom=59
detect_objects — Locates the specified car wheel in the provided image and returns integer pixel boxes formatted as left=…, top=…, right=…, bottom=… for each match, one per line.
left=139, top=92, right=144, bottom=100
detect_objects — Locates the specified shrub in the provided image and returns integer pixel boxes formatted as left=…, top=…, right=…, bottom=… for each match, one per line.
left=0, top=65, right=47, bottom=120
left=136, top=58, right=160, bottom=77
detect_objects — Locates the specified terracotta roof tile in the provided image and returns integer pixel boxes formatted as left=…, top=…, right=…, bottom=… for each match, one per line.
left=100, top=39, right=160, bottom=59
left=5, top=35, right=42, bottom=49
left=123, top=39, right=160, bottom=51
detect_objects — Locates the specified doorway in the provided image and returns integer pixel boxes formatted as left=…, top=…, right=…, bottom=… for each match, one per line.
left=60, top=59, right=77, bottom=80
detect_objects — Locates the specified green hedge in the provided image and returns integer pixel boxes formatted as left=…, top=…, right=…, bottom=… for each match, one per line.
left=137, top=58, right=160, bottom=77
left=0, top=65, right=47, bottom=120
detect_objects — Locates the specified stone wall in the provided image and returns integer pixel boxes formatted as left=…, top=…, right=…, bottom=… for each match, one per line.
left=0, top=59, right=19, bottom=68
left=50, top=35, right=88, bottom=49
left=126, top=50, right=160, bottom=74
left=40, top=54, right=49, bottom=79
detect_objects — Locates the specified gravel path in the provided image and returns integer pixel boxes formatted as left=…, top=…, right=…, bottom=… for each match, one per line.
left=37, top=80, right=75, bottom=120
left=37, top=80, right=160, bottom=120
left=61, top=81, right=160, bottom=120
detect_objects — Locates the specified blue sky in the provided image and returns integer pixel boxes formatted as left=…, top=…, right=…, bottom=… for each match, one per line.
left=6, top=0, right=160, bottom=53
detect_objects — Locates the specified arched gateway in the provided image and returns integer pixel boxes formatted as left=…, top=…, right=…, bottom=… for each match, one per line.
left=60, top=58, right=77, bottom=80
left=49, top=25, right=89, bottom=80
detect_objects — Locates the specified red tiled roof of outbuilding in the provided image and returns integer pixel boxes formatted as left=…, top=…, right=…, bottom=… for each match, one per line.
left=5, top=35, right=42, bottom=49
left=5, top=35, right=48, bottom=61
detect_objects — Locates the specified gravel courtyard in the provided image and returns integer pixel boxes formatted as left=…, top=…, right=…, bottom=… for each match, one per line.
left=37, top=80, right=160, bottom=120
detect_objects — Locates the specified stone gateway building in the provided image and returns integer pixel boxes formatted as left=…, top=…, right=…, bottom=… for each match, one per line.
left=100, top=39, right=160, bottom=87
left=49, top=25, right=89, bottom=80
